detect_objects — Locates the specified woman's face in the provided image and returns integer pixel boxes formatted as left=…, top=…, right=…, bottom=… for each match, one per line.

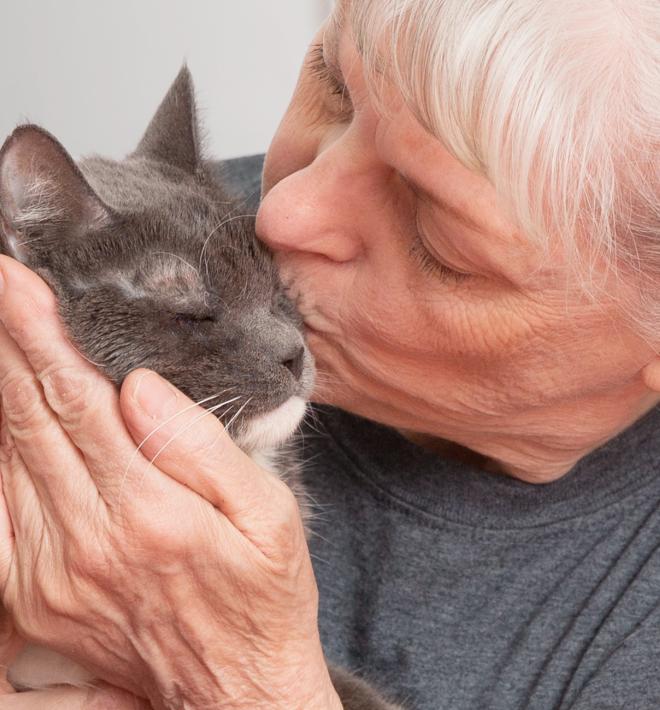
left=255, top=13, right=656, bottom=473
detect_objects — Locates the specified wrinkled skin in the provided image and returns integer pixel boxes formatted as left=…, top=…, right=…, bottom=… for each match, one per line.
left=257, top=13, right=660, bottom=483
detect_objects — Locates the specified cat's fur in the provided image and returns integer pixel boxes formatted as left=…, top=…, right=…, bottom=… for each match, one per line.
left=0, top=69, right=403, bottom=709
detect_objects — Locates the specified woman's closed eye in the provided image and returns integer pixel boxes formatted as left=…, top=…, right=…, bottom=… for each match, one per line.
left=409, top=223, right=472, bottom=284
left=400, top=174, right=472, bottom=284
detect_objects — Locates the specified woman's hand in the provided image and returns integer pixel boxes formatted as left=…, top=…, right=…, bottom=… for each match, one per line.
left=0, top=684, right=151, bottom=709
left=0, top=256, right=341, bottom=710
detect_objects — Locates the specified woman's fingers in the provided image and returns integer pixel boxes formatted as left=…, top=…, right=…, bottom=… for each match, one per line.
left=0, top=612, right=23, bottom=693
left=0, top=430, right=16, bottom=590
left=0, top=414, right=44, bottom=548
left=120, top=369, right=299, bottom=551
left=0, top=257, right=165, bottom=507
left=0, top=323, right=102, bottom=521
left=0, top=685, right=150, bottom=709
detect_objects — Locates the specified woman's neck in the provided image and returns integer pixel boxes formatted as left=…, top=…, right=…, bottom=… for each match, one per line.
left=401, top=388, right=660, bottom=484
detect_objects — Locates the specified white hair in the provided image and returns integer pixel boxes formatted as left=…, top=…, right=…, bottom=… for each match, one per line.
left=349, top=0, right=660, bottom=341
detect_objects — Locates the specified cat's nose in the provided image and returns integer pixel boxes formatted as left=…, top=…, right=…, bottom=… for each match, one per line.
left=282, top=346, right=305, bottom=381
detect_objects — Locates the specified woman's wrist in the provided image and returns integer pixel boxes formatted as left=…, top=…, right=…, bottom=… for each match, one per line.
left=152, top=637, right=342, bottom=710
left=280, top=652, right=344, bottom=710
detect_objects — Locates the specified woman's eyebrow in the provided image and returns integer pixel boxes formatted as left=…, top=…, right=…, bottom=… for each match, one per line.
left=399, top=173, right=488, bottom=235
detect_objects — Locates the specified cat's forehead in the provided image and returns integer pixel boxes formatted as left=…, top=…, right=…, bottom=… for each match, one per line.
left=64, top=251, right=206, bottom=306
left=60, top=156, right=273, bottom=307
left=72, top=218, right=271, bottom=312
left=136, top=252, right=207, bottom=301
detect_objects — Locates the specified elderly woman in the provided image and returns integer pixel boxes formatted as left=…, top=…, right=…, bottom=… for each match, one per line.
left=0, top=0, right=658, bottom=708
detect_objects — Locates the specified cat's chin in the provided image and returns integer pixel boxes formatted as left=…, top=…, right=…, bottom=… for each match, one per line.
left=236, top=396, right=308, bottom=454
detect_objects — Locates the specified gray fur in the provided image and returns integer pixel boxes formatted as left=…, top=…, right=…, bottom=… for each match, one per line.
left=0, top=68, right=313, bottom=450
left=0, top=68, right=402, bottom=709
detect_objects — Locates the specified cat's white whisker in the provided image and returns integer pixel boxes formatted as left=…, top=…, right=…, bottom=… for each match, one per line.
left=198, top=213, right=257, bottom=275
left=301, top=409, right=330, bottom=439
left=224, top=396, right=252, bottom=432
left=307, top=528, right=336, bottom=548
left=137, top=391, right=240, bottom=452
left=150, top=251, right=200, bottom=277
left=206, top=399, right=240, bottom=417
left=135, top=396, right=242, bottom=501
left=117, top=390, right=240, bottom=513
left=309, top=553, right=331, bottom=567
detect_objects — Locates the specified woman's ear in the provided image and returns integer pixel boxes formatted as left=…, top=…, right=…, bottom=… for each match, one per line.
left=642, top=358, right=660, bottom=393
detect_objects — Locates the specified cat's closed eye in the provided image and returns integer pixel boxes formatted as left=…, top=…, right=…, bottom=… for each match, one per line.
left=173, top=312, right=216, bottom=326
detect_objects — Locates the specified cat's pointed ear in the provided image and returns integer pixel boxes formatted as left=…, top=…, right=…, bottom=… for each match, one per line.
left=132, top=66, right=202, bottom=174
left=0, top=125, right=112, bottom=264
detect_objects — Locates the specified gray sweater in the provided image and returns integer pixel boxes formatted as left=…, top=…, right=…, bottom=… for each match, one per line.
left=221, top=156, right=660, bottom=710
left=302, top=404, right=660, bottom=710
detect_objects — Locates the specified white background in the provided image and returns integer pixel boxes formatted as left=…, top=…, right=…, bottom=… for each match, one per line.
left=0, top=1, right=331, bottom=160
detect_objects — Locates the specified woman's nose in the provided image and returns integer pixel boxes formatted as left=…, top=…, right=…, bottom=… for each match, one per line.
left=256, top=145, right=367, bottom=263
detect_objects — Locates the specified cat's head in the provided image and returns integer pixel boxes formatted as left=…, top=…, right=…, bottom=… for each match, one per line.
left=0, top=67, right=314, bottom=453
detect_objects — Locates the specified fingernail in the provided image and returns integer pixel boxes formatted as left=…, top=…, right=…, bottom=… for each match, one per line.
left=132, top=372, right=179, bottom=420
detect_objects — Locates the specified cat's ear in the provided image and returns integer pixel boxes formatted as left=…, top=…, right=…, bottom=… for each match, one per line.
left=0, top=125, right=111, bottom=264
left=132, top=66, right=202, bottom=175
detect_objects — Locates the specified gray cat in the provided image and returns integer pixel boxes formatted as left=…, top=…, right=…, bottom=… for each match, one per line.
left=0, top=69, right=403, bottom=709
